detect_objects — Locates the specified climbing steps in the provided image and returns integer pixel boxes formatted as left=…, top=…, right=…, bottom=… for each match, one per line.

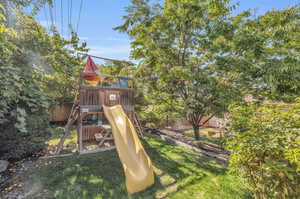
left=55, top=103, right=79, bottom=154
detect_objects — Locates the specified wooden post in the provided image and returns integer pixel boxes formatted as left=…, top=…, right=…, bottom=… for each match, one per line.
left=79, top=111, right=83, bottom=153
left=98, top=130, right=111, bottom=147
left=77, top=111, right=80, bottom=152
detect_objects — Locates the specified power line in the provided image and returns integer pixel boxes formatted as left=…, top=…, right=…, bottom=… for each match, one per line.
left=67, top=0, right=70, bottom=37
left=53, top=0, right=57, bottom=27
left=70, top=0, right=73, bottom=26
left=49, top=3, right=54, bottom=30
left=67, top=0, right=72, bottom=38
left=69, top=0, right=73, bottom=36
left=77, top=0, right=84, bottom=33
left=43, top=5, right=49, bottom=31
left=43, top=0, right=83, bottom=37
left=60, top=0, right=64, bottom=36
left=67, top=0, right=69, bottom=25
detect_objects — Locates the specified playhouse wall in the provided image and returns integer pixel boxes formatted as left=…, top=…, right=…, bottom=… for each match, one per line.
left=79, top=86, right=134, bottom=112
left=78, top=86, right=135, bottom=142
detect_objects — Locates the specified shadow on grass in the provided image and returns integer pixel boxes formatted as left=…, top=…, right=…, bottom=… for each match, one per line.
left=34, top=151, right=127, bottom=199
left=28, top=136, right=249, bottom=199
left=140, top=137, right=252, bottom=199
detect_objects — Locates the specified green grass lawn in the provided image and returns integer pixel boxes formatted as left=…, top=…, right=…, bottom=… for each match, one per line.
left=17, top=135, right=252, bottom=199
left=47, top=126, right=77, bottom=146
left=46, top=126, right=78, bottom=153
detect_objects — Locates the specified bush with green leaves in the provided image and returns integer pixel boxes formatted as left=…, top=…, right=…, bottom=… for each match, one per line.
left=0, top=65, right=51, bottom=160
left=0, top=5, right=50, bottom=160
left=0, top=0, right=89, bottom=160
left=226, top=100, right=300, bottom=199
left=0, top=31, right=51, bottom=160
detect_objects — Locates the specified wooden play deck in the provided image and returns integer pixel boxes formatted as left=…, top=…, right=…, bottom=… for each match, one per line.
left=55, top=55, right=142, bottom=155
left=77, top=84, right=136, bottom=154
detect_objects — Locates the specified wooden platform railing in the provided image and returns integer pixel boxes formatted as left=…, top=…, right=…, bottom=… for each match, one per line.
left=81, top=125, right=105, bottom=141
left=79, top=88, right=100, bottom=106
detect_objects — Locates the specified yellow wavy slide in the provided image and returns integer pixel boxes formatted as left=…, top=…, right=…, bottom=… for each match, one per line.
left=103, top=105, right=154, bottom=194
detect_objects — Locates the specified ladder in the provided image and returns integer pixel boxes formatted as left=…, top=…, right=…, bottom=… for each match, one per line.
left=55, top=103, right=79, bottom=154
left=133, top=113, right=144, bottom=138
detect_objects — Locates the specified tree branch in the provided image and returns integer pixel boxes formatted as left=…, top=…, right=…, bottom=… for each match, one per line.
left=200, top=114, right=215, bottom=126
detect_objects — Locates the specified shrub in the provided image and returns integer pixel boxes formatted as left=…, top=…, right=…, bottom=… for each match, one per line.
left=0, top=66, right=51, bottom=160
left=0, top=113, right=51, bottom=160
left=226, top=100, right=300, bottom=199
left=0, top=22, right=51, bottom=160
left=0, top=3, right=85, bottom=160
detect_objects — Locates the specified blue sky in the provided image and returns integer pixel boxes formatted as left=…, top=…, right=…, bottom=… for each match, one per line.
left=36, top=0, right=298, bottom=62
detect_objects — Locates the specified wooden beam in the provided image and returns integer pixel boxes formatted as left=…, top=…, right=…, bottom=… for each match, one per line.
left=41, top=153, right=75, bottom=159
left=98, top=131, right=112, bottom=147
left=77, top=52, right=133, bottom=65
left=79, top=112, right=83, bottom=152
left=79, top=86, right=135, bottom=91
left=79, top=146, right=116, bottom=155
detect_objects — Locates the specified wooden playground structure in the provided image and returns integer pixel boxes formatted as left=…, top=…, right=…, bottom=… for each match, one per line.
left=55, top=55, right=142, bottom=155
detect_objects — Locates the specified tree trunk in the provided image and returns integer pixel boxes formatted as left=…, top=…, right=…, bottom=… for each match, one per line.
left=193, top=125, right=200, bottom=140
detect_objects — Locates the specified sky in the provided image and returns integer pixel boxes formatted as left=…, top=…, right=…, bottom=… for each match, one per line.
left=35, top=0, right=298, bottom=62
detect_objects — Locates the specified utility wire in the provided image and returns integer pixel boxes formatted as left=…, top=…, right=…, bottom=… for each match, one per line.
left=53, top=0, right=57, bottom=27
left=43, top=5, right=50, bottom=31
left=67, top=0, right=72, bottom=38
left=60, top=0, right=64, bottom=36
left=69, top=0, right=73, bottom=36
left=49, top=3, right=54, bottom=30
left=67, top=0, right=70, bottom=37
left=77, top=0, right=84, bottom=33
left=70, top=0, right=73, bottom=26
left=67, top=0, right=70, bottom=26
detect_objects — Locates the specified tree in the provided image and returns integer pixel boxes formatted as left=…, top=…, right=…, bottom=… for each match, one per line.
left=214, top=6, right=300, bottom=102
left=0, top=4, right=51, bottom=160
left=41, top=31, right=88, bottom=104
left=0, top=1, right=87, bottom=159
left=116, top=0, right=240, bottom=139
left=219, top=6, right=300, bottom=199
left=100, top=61, right=135, bottom=77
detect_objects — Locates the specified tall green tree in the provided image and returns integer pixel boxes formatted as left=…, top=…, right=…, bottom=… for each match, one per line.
left=214, top=6, right=300, bottom=102
left=218, top=6, right=300, bottom=198
left=116, top=0, right=240, bottom=139
left=0, top=1, right=86, bottom=159
left=42, top=31, right=87, bottom=104
left=0, top=3, right=52, bottom=160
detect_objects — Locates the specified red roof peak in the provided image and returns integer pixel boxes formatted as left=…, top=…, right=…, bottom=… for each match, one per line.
left=83, top=56, right=98, bottom=74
